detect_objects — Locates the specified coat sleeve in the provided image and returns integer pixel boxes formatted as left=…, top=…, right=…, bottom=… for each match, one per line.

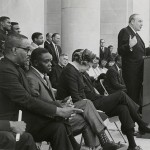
left=0, top=120, right=11, bottom=131
left=0, top=67, right=57, bottom=117
left=106, top=69, right=126, bottom=90
left=118, top=28, right=131, bottom=56
left=65, top=70, right=85, bottom=103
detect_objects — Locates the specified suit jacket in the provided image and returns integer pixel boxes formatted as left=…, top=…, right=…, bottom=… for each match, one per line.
left=44, top=41, right=62, bottom=65
left=104, top=64, right=126, bottom=94
left=57, top=63, right=86, bottom=103
left=0, top=57, right=59, bottom=132
left=0, top=121, right=10, bottom=131
left=118, top=26, right=145, bottom=64
left=0, top=29, right=7, bottom=57
left=99, top=47, right=112, bottom=62
left=49, top=64, right=63, bottom=89
left=26, top=67, right=57, bottom=102
left=82, top=72, right=102, bottom=101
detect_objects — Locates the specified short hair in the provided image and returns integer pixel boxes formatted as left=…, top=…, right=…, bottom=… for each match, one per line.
left=31, top=32, right=42, bottom=42
left=4, top=33, right=28, bottom=54
left=115, top=55, right=121, bottom=62
left=100, top=39, right=104, bottom=43
left=129, top=14, right=139, bottom=23
left=108, top=45, right=113, bottom=49
left=31, top=48, right=50, bottom=65
left=60, top=53, right=68, bottom=57
left=52, top=33, right=60, bottom=38
left=11, top=22, right=19, bottom=26
left=46, top=32, right=52, bottom=38
left=0, top=16, right=10, bottom=22
left=72, top=49, right=96, bottom=65
left=95, top=57, right=100, bottom=60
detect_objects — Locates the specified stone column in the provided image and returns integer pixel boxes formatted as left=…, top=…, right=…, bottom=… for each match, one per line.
left=61, top=0, right=100, bottom=60
left=132, top=0, right=150, bottom=47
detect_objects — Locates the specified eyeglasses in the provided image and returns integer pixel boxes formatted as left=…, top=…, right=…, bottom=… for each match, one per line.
left=17, top=47, right=31, bottom=53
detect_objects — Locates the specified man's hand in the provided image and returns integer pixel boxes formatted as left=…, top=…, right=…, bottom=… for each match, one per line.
left=129, top=35, right=137, bottom=48
left=56, top=107, right=83, bottom=118
left=9, top=121, right=26, bottom=134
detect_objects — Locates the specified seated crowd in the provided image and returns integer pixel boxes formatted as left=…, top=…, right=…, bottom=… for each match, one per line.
left=0, top=15, right=149, bottom=150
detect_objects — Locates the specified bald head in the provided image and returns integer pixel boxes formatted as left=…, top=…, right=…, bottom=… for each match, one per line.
left=4, top=34, right=28, bottom=54
left=129, top=14, right=143, bottom=31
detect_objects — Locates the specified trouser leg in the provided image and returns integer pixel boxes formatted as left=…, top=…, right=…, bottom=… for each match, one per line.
left=109, top=105, right=135, bottom=133
left=16, top=132, right=37, bottom=150
left=30, top=122, right=74, bottom=150
left=70, top=113, right=100, bottom=147
left=109, top=91, right=146, bottom=127
left=74, top=100, right=105, bottom=135
left=0, top=131, right=15, bottom=150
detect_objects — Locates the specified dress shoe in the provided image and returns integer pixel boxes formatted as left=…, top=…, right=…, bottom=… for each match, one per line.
left=103, top=141, right=126, bottom=150
left=139, top=123, right=150, bottom=134
left=127, top=145, right=143, bottom=150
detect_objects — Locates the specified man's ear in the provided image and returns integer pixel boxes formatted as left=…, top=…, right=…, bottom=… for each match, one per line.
left=11, top=47, right=17, bottom=55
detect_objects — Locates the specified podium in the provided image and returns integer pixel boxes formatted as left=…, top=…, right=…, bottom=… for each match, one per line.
left=141, top=56, right=150, bottom=138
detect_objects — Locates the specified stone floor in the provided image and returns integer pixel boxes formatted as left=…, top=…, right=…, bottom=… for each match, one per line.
left=40, top=119, right=150, bottom=150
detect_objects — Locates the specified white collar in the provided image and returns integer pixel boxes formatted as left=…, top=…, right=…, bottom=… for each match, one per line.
left=46, top=40, right=51, bottom=44
left=52, top=41, right=56, bottom=47
left=115, top=64, right=120, bottom=72
left=31, top=66, right=44, bottom=79
left=129, top=25, right=137, bottom=34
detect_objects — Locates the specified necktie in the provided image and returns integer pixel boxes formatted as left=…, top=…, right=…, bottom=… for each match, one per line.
left=55, top=45, right=59, bottom=60
left=43, top=74, right=49, bottom=87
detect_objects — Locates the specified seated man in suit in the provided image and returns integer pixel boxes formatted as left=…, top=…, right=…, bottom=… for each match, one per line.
left=27, top=48, right=125, bottom=150
left=44, top=33, right=62, bottom=66
left=0, top=120, right=37, bottom=150
left=27, top=48, right=101, bottom=149
left=82, top=68, right=150, bottom=150
left=31, top=32, right=44, bottom=50
left=0, top=34, right=83, bottom=150
left=104, top=55, right=127, bottom=94
left=50, top=53, right=69, bottom=89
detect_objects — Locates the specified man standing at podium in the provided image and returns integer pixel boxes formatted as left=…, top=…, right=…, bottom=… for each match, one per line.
left=118, top=14, right=145, bottom=108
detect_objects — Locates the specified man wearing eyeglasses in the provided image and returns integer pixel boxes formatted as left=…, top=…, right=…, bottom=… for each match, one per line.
left=0, top=34, right=83, bottom=150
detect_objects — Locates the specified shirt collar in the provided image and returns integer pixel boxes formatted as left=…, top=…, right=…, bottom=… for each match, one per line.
left=129, top=25, right=137, bottom=34
left=52, top=41, right=56, bottom=47
left=31, top=66, right=44, bottom=79
left=115, top=64, right=120, bottom=72
left=46, top=40, right=51, bottom=44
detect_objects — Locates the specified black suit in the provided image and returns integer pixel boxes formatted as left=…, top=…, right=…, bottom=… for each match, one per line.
left=57, top=63, right=86, bottom=102
left=118, top=26, right=145, bottom=106
left=99, top=47, right=112, bottom=62
left=0, top=29, right=7, bottom=57
left=104, top=64, right=126, bottom=94
left=0, top=120, right=37, bottom=150
left=0, top=57, right=74, bottom=150
left=44, top=41, right=62, bottom=65
left=82, top=72, right=147, bottom=134
left=50, top=64, right=63, bottom=89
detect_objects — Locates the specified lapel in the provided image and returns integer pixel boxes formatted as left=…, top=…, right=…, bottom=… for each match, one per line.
left=127, top=26, right=145, bottom=51
left=50, top=43, right=58, bottom=60
left=112, top=65, right=121, bottom=83
left=30, top=67, right=56, bottom=100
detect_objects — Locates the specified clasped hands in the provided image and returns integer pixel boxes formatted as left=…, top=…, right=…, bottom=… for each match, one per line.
left=56, top=97, right=83, bottom=120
